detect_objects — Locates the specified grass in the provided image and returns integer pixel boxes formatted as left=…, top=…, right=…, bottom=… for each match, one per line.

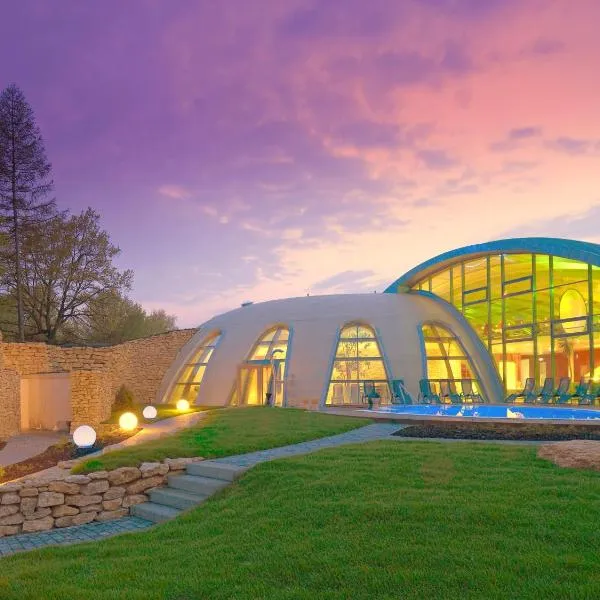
left=101, top=403, right=205, bottom=425
left=3, top=441, right=600, bottom=599
left=73, top=407, right=368, bottom=473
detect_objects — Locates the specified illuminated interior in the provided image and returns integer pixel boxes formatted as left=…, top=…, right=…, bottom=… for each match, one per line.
left=231, top=326, right=290, bottom=406
left=421, top=323, right=480, bottom=396
left=325, top=323, right=389, bottom=405
left=168, top=331, right=221, bottom=403
left=413, top=254, right=600, bottom=394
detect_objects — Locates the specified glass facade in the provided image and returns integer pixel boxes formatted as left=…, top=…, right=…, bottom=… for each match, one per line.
left=421, top=323, right=480, bottom=396
left=325, top=323, right=390, bottom=405
left=411, top=254, right=600, bottom=395
left=230, top=326, right=290, bottom=406
left=168, top=332, right=221, bottom=403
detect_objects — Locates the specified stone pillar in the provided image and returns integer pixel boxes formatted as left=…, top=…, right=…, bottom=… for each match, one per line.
left=69, top=370, right=113, bottom=430
left=0, top=368, right=20, bottom=439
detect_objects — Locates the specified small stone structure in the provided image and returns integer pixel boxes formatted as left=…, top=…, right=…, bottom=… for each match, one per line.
left=0, top=329, right=196, bottom=439
left=0, top=457, right=203, bottom=537
left=538, top=440, right=600, bottom=471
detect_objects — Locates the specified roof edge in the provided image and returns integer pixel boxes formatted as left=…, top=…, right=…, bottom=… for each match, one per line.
left=384, top=237, right=600, bottom=292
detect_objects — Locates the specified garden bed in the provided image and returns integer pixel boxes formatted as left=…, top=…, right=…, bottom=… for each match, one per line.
left=0, top=431, right=136, bottom=484
left=393, top=422, right=600, bottom=441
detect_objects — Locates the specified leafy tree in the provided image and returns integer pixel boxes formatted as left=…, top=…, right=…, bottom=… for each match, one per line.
left=0, top=84, right=55, bottom=341
left=67, top=290, right=177, bottom=345
left=18, top=207, right=133, bottom=342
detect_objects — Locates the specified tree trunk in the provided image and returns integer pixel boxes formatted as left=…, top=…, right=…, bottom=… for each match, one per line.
left=11, top=147, right=24, bottom=342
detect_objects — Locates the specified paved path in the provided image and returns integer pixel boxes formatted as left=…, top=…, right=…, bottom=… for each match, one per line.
left=214, top=422, right=401, bottom=467
left=0, top=431, right=65, bottom=467
left=0, top=517, right=153, bottom=557
left=101, top=411, right=205, bottom=452
left=0, top=422, right=400, bottom=557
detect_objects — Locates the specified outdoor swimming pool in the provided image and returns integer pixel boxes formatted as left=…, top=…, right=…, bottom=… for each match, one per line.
left=369, top=404, right=600, bottom=421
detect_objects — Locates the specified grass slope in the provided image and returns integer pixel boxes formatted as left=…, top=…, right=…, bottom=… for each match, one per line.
left=74, top=407, right=367, bottom=473
left=4, top=441, right=600, bottom=599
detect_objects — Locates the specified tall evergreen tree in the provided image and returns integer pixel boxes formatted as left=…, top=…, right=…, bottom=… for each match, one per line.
left=0, top=84, right=55, bottom=341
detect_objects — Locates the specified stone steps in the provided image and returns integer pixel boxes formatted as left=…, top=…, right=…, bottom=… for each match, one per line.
left=132, top=461, right=247, bottom=525
left=149, top=487, right=208, bottom=510
left=131, top=502, right=181, bottom=523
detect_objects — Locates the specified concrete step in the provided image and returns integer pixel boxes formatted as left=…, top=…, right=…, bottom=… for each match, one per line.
left=131, top=501, right=181, bottom=523
left=186, top=461, right=248, bottom=481
left=167, top=474, right=229, bottom=495
left=149, top=487, right=208, bottom=510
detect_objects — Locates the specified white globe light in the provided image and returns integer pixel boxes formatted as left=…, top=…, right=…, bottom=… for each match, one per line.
left=73, top=425, right=96, bottom=448
left=143, top=405, right=158, bottom=419
left=119, top=411, right=139, bottom=431
left=176, top=399, right=190, bottom=411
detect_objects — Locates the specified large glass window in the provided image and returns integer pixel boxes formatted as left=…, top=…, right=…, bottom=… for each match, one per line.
left=168, top=332, right=221, bottom=403
left=421, top=323, right=480, bottom=396
left=230, top=326, right=290, bottom=407
left=412, top=251, right=598, bottom=395
left=325, top=324, right=389, bottom=405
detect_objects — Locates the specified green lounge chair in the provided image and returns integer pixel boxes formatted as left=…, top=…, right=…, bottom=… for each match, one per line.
left=440, top=380, right=462, bottom=404
left=555, top=377, right=572, bottom=404
left=418, top=379, right=440, bottom=404
left=580, top=382, right=599, bottom=406
left=506, top=378, right=535, bottom=403
left=362, top=380, right=381, bottom=409
left=537, top=377, right=555, bottom=404
left=391, top=379, right=412, bottom=405
left=461, top=379, right=482, bottom=403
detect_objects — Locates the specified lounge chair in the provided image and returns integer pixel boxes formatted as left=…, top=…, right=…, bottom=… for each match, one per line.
left=418, top=379, right=440, bottom=404
left=461, top=379, right=482, bottom=403
left=537, top=377, right=555, bottom=404
left=580, top=382, right=598, bottom=406
left=391, top=379, right=412, bottom=405
left=440, top=380, right=462, bottom=404
left=554, top=377, right=572, bottom=404
left=506, top=378, right=535, bottom=403
left=362, top=380, right=381, bottom=409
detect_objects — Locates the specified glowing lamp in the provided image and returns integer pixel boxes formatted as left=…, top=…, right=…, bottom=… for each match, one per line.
left=176, top=399, right=190, bottom=411
left=143, top=405, right=158, bottom=419
left=119, top=411, right=139, bottom=431
left=73, top=425, right=96, bottom=448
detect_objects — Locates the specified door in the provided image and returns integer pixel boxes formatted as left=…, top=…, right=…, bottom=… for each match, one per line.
left=237, top=363, right=272, bottom=405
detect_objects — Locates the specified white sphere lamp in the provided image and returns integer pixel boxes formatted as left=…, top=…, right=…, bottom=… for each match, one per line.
left=73, top=425, right=96, bottom=448
left=143, top=405, right=158, bottom=419
left=176, top=399, right=190, bottom=411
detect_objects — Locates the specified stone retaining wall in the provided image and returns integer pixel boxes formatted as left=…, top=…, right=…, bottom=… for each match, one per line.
left=0, top=328, right=196, bottom=436
left=0, top=457, right=202, bottom=538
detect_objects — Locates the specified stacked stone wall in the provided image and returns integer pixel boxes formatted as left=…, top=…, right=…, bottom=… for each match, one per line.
left=0, top=369, right=21, bottom=439
left=0, top=457, right=202, bottom=537
left=0, top=329, right=196, bottom=436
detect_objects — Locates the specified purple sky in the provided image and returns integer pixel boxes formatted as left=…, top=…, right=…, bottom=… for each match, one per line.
left=1, top=0, right=599, bottom=326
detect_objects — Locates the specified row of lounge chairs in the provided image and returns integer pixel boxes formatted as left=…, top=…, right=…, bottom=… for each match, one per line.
left=417, top=379, right=482, bottom=404
left=506, top=377, right=599, bottom=405
left=362, top=379, right=482, bottom=405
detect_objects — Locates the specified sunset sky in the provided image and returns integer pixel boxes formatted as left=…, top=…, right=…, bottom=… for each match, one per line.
left=1, top=0, right=599, bottom=327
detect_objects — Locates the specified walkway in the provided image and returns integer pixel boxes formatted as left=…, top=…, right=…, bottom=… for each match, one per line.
left=101, top=411, right=205, bottom=452
left=0, top=431, right=65, bottom=467
left=0, top=422, right=399, bottom=557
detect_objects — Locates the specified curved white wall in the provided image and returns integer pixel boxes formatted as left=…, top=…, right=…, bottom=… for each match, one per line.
left=156, top=293, right=503, bottom=408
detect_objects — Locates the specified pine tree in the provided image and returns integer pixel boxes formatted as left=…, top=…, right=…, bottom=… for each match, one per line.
left=0, top=84, right=55, bottom=341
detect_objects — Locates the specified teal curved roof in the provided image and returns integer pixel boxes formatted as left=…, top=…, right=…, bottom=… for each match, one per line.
left=384, top=237, right=600, bottom=292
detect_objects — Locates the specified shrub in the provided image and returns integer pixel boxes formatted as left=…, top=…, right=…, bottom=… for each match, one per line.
left=113, top=384, right=135, bottom=412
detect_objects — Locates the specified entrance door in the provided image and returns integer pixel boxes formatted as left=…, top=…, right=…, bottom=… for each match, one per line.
left=237, top=363, right=272, bottom=405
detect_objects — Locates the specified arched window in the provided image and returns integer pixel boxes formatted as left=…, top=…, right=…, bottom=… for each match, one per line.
left=325, top=323, right=389, bottom=405
left=231, top=326, right=290, bottom=406
left=168, top=332, right=221, bottom=404
left=421, top=323, right=479, bottom=395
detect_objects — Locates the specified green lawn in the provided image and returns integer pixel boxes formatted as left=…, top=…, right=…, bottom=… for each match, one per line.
left=4, top=441, right=600, bottom=599
left=101, top=403, right=205, bottom=425
left=74, top=407, right=368, bottom=473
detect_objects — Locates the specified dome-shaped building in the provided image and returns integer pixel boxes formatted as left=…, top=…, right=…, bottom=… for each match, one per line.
left=157, top=237, right=600, bottom=409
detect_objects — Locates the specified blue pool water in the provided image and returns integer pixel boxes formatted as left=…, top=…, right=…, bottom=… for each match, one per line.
left=369, top=404, right=600, bottom=421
